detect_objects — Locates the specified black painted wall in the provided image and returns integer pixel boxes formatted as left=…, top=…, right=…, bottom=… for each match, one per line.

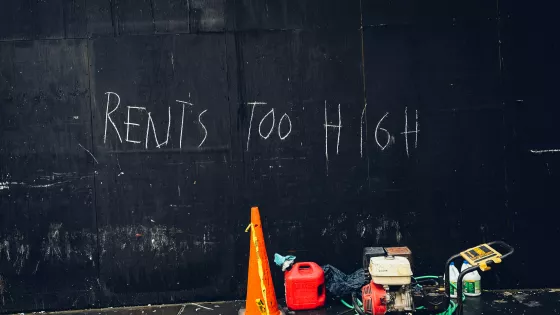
left=0, top=0, right=557, bottom=312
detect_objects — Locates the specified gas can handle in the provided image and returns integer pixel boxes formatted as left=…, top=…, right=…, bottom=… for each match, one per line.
left=317, top=284, right=326, bottom=303
left=297, top=263, right=313, bottom=273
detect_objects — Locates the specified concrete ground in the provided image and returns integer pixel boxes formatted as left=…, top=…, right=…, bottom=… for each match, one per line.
left=11, top=290, right=557, bottom=315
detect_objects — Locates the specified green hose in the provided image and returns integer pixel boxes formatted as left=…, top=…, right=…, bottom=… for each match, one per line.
left=340, top=298, right=355, bottom=309
left=341, top=297, right=362, bottom=315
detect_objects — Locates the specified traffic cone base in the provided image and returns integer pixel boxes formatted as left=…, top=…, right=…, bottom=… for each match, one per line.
left=239, top=207, right=284, bottom=315
left=238, top=307, right=285, bottom=315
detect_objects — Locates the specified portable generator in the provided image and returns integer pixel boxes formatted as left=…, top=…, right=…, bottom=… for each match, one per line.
left=352, top=241, right=514, bottom=315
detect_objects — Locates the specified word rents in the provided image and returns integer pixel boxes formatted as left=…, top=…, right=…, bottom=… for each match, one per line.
left=103, top=92, right=208, bottom=149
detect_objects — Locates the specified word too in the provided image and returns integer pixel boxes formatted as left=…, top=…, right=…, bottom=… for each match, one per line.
left=246, top=102, right=293, bottom=151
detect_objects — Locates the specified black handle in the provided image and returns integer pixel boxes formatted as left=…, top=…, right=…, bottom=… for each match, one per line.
left=444, top=254, right=462, bottom=300
left=488, top=240, right=515, bottom=259
left=351, top=292, right=366, bottom=315
left=456, top=265, right=481, bottom=314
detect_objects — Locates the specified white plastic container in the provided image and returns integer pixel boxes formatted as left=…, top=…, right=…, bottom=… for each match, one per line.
left=369, top=256, right=413, bottom=285
left=447, top=262, right=459, bottom=298
left=460, top=261, right=481, bottom=296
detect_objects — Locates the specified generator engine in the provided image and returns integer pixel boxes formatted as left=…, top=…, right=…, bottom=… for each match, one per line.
left=359, top=247, right=448, bottom=315
left=362, top=256, right=414, bottom=315
left=357, top=242, right=514, bottom=315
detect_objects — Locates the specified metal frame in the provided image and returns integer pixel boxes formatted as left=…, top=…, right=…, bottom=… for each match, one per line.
left=444, top=241, right=514, bottom=315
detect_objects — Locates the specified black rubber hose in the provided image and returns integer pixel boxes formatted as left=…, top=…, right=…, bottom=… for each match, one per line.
left=351, top=292, right=367, bottom=315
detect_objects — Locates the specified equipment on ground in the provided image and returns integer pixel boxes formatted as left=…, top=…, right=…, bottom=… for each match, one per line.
left=363, top=256, right=414, bottom=313
left=239, top=207, right=284, bottom=315
left=350, top=241, right=514, bottom=315
left=285, top=262, right=326, bottom=310
left=446, top=241, right=514, bottom=314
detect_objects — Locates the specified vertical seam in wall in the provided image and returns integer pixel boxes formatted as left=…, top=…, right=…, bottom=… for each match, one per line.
left=225, top=2, right=243, bottom=264
left=359, top=0, right=367, bottom=110
left=187, top=0, right=192, bottom=33
left=359, top=0, right=370, bottom=187
left=223, top=0, right=234, bottom=164
left=84, top=0, right=90, bottom=37
left=86, top=38, right=102, bottom=285
left=497, top=0, right=509, bottom=218
left=109, top=0, right=118, bottom=36
left=224, top=37, right=234, bottom=165
left=222, top=28, right=236, bottom=214
left=497, top=0, right=503, bottom=80
left=62, top=0, right=68, bottom=39
left=234, top=34, right=246, bottom=167
left=149, top=0, right=156, bottom=33
left=85, top=0, right=90, bottom=39
left=222, top=30, right=236, bottom=293
left=496, top=0, right=506, bottom=180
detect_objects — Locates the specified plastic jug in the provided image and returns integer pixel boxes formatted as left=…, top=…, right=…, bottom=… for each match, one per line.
left=460, top=261, right=481, bottom=296
left=448, top=262, right=459, bottom=298
left=284, top=262, right=326, bottom=310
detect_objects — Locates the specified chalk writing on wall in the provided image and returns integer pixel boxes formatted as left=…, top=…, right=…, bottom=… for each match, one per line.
left=246, top=102, right=293, bottom=151
left=327, top=102, right=420, bottom=162
left=102, top=94, right=419, bottom=162
left=530, top=149, right=560, bottom=154
left=324, top=101, right=342, bottom=165
left=103, top=92, right=208, bottom=149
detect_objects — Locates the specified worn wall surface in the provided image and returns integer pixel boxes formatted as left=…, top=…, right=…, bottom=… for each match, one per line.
left=0, top=0, right=557, bottom=312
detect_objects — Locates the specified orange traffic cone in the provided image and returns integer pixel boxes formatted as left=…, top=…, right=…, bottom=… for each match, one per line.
left=239, top=207, right=285, bottom=315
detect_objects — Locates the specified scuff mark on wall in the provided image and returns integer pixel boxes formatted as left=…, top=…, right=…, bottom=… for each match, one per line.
left=42, top=223, right=63, bottom=261
left=374, top=215, right=403, bottom=244
left=2, top=223, right=215, bottom=279
left=41, top=226, right=96, bottom=264
left=0, top=230, right=31, bottom=274
left=14, top=243, right=30, bottom=274
left=392, top=221, right=402, bottom=243
left=337, top=213, right=348, bottom=224
left=32, top=261, right=40, bottom=274
left=192, top=225, right=218, bottom=253
left=1, top=225, right=97, bottom=277
left=38, top=172, right=79, bottom=181
left=0, top=171, right=93, bottom=192
left=0, top=180, right=68, bottom=190
left=101, top=225, right=177, bottom=257
left=0, top=240, right=10, bottom=261
left=375, top=225, right=383, bottom=243
left=356, top=217, right=373, bottom=238
left=0, top=182, right=24, bottom=190
left=0, top=274, right=5, bottom=306
left=320, top=214, right=349, bottom=245
left=99, top=224, right=219, bottom=262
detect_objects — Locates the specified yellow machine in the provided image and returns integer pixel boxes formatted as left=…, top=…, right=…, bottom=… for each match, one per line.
left=446, top=241, right=514, bottom=314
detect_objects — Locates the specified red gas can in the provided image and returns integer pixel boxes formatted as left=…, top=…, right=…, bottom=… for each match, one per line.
left=284, top=262, right=326, bottom=310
